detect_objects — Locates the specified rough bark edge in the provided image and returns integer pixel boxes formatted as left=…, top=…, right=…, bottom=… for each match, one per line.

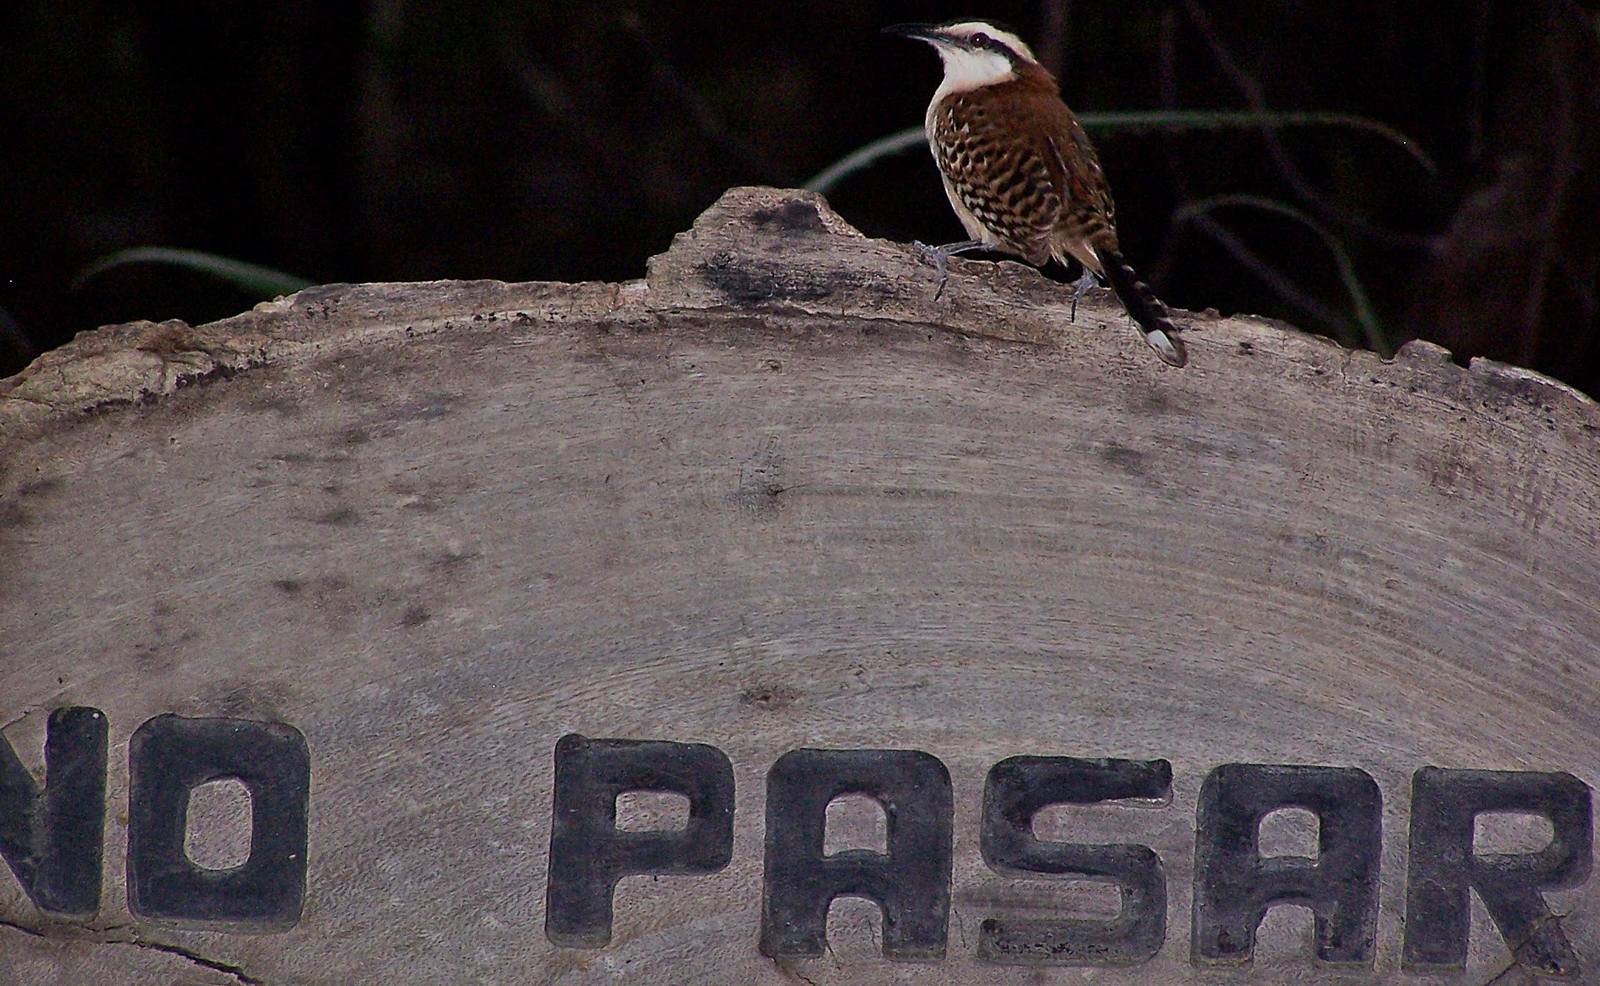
left=1, top=186, right=1593, bottom=463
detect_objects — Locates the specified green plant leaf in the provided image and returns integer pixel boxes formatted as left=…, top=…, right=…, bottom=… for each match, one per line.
left=1172, top=194, right=1388, bottom=355
left=74, top=248, right=313, bottom=297
left=804, top=110, right=1435, bottom=195
left=804, top=129, right=931, bottom=197
left=1083, top=110, right=1436, bottom=174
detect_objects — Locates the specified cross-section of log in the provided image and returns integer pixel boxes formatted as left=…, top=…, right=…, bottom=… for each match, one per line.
left=2, top=187, right=1598, bottom=985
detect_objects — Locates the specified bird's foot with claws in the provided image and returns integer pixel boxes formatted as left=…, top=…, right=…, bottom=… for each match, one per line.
left=913, top=241, right=952, bottom=301
left=1069, top=267, right=1099, bottom=322
left=912, top=239, right=987, bottom=301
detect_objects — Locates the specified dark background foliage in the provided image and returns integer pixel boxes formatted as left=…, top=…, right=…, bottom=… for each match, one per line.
left=4, top=1, right=1599, bottom=392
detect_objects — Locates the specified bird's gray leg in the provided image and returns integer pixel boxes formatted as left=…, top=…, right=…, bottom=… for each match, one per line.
left=912, top=239, right=987, bottom=300
left=1069, top=266, right=1100, bottom=322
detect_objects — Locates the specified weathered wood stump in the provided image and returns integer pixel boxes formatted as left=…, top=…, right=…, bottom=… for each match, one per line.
left=2, top=187, right=1597, bottom=984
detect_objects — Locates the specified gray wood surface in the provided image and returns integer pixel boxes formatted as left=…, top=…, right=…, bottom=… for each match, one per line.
left=2, top=187, right=1597, bottom=984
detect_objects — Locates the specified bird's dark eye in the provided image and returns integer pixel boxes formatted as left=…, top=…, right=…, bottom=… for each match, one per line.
left=970, top=32, right=990, bottom=49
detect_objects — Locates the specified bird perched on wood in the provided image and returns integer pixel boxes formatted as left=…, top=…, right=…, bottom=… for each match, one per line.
left=885, top=20, right=1187, bottom=367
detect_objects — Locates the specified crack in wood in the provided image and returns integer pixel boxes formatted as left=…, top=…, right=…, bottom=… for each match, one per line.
left=0, top=916, right=268, bottom=986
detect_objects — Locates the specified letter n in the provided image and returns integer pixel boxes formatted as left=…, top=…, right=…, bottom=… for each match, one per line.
left=0, top=708, right=107, bottom=916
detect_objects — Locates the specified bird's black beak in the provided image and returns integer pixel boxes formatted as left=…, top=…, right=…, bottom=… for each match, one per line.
left=882, top=23, right=943, bottom=44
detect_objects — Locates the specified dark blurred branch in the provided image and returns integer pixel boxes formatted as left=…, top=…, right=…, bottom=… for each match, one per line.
left=1514, top=39, right=1577, bottom=366
left=1150, top=8, right=1354, bottom=345
left=618, top=12, right=788, bottom=183
left=1189, top=216, right=1358, bottom=341
left=1147, top=6, right=1191, bottom=292
left=1467, top=0, right=1492, bottom=164
left=1180, top=0, right=1431, bottom=249
left=1408, top=0, right=1600, bottom=392
left=501, top=41, right=637, bottom=195
left=0, top=305, right=36, bottom=371
left=1176, top=195, right=1387, bottom=353
left=1036, top=0, right=1073, bottom=81
left=1558, top=251, right=1599, bottom=326
left=505, top=52, right=582, bottom=121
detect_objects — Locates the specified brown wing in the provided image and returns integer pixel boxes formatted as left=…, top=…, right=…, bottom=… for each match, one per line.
left=1011, top=83, right=1120, bottom=271
left=932, top=88, right=1063, bottom=265
left=933, top=79, right=1120, bottom=268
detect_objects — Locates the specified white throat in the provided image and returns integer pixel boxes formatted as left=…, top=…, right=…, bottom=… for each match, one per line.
left=932, top=47, right=1016, bottom=99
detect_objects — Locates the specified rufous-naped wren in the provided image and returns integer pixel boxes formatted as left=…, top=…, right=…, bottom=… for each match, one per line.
left=886, top=20, right=1187, bottom=366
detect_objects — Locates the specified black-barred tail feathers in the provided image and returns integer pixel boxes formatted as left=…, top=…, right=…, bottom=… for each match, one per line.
left=1100, top=249, right=1187, bottom=367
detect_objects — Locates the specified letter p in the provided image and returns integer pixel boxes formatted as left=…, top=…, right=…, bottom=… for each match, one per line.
left=544, top=734, right=735, bottom=947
